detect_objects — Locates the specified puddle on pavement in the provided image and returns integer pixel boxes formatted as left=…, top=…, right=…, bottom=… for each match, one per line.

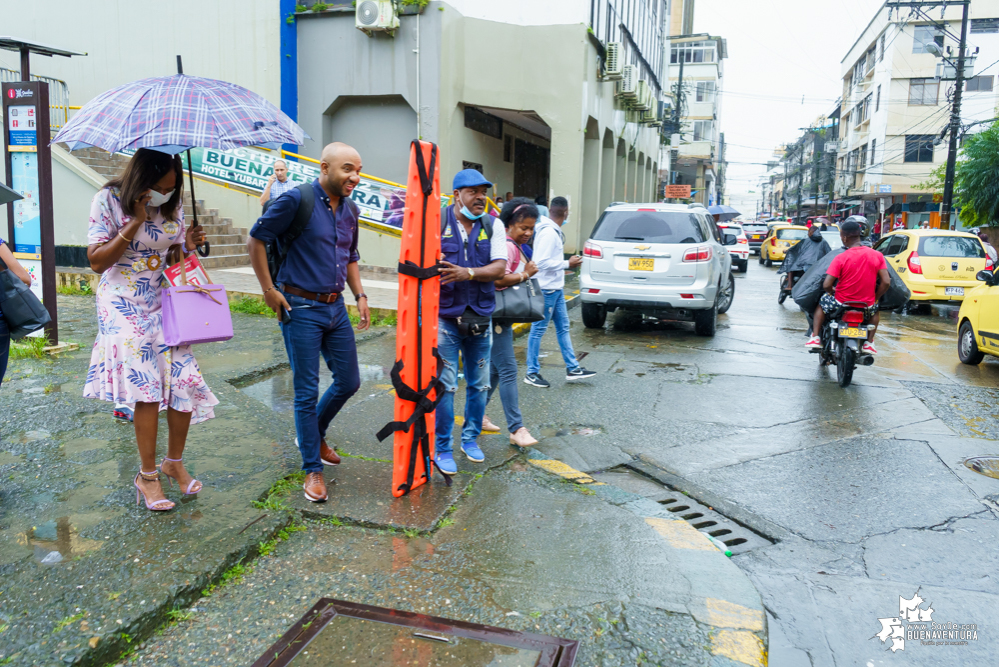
left=19, top=515, right=105, bottom=564
left=539, top=425, right=604, bottom=438
left=241, top=364, right=390, bottom=412
left=964, top=457, right=999, bottom=479
left=20, top=429, right=51, bottom=443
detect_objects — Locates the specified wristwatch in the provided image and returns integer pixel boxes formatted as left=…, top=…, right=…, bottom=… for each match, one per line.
left=467, top=268, right=476, bottom=280
left=354, top=293, right=368, bottom=301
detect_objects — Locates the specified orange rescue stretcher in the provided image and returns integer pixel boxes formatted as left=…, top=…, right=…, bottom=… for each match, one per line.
left=376, top=140, right=449, bottom=497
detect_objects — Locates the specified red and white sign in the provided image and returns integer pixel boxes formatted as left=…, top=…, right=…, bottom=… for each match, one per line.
left=164, top=254, right=212, bottom=287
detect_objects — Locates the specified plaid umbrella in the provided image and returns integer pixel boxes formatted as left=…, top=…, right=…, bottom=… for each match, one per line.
left=52, top=74, right=308, bottom=154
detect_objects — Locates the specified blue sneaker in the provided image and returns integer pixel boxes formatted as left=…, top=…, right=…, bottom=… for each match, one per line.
left=434, top=452, right=457, bottom=475
left=113, top=406, right=134, bottom=423
left=461, top=442, right=485, bottom=463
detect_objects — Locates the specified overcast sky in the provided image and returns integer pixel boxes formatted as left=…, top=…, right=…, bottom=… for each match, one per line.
left=694, top=0, right=885, bottom=215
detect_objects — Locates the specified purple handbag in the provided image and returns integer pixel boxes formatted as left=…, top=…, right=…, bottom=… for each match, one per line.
left=161, top=254, right=234, bottom=346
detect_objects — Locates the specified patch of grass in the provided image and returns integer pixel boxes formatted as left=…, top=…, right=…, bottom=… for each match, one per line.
left=230, top=296, right=273, bottom=316
left=372, top=311, right=397, bottom=327
left=57, top=282, right=94, bottom=296
left=165, top=608, right=193, bottom=623
left=53, top=612, right=85, bottom=632
left=339, top=451, right=391, bottom=464
left=252, top=471, right=307, bottom=512
left=107, top=591, right=122, bottom=601
left=311, top=1, right=328, bottom=11
left=558, top=477, right=596, bottom=496
left=0, top=622, right=8, bottom=633
left=259, top=523, right=307, bottom=556
left=529, top=611, right=542, bottom=619
left=436, top=517, right=454, bottom=529
left=9, top=336, right=48, bottom=360
left=120, top=632, right=132, bottom=644
left=401, top=0, right=430, bottom=7
left=402, top=528, right=421, bottom=539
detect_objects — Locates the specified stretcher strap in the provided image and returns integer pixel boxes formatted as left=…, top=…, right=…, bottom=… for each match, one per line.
left=413, top=139, right=437, bottom=196
left=397, top=260, right=444, bottom=281
left=376, top=348, right=451, bottom=493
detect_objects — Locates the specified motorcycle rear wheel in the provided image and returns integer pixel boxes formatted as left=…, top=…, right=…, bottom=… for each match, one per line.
left=837, top=345, right=855, bottom=388
left=778, top=275, right=788, bottom=304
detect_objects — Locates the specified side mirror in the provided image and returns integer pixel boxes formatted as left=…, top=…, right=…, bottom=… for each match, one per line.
left=723, top=233, right=738, bottom=246
left=976, top=270, right=996, bottom=285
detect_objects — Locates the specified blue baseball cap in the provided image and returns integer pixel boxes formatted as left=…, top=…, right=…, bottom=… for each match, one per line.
left=452, top=168, right=493, bottom=191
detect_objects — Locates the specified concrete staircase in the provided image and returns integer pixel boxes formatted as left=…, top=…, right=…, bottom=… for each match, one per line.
left=71, top=147, right=250, bottom=269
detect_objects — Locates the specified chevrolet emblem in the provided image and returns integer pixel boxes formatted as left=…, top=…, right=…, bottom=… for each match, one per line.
left=634, top=244, right=652, bottom=251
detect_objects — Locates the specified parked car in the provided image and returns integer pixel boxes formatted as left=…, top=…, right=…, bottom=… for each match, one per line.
left=741, top=221, right=770, bottom=254
left=874, top=230, right=994, bottom=306
left=759, top=225, right=809, bottom=267
left=718, top=222, right=750, bottom=272
left=580, top=203, right=735, bottom=336
left=957, top=265, right=999, bottom=364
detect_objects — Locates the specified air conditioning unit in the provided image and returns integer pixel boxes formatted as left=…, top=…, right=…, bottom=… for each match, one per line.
left=640, top=108, right=658, bottom=124
left=616, top=65, right=638, bottom=99
left=603, top=42, right=623, bottom=81
left=633, top=81, right=652, bottom=111
left=356, top=0, right=399, bottom=36
left=625, top=108, right=643, bottom=124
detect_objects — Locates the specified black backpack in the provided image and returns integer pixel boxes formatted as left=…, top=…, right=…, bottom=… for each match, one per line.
left=263, top=183, right=315, bottom=284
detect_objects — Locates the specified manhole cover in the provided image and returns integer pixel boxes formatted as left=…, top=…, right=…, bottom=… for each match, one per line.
left=252, top=599, right=578, bottom=666
left=964, top=457, right=999, bottom=479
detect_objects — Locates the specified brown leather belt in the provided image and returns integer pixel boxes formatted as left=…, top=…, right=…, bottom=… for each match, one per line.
left=282, top=284, right=340, bottom=304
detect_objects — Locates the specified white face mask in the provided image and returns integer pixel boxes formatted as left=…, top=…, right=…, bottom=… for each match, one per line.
left=147, top=189, right=173, bottom=207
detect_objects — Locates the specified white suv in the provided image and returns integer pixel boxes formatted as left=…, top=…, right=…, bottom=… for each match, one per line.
left=579, top=203, right=736, bottom=336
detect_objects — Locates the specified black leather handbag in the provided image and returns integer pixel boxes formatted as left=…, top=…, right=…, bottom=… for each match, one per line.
left=493, top=276, right=545, bottom=324
left=0, top=255, right=50, bottom=339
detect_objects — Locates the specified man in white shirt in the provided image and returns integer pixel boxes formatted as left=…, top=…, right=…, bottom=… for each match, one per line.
left=524, top=197, right=595, bottom=388
left=259, top=160, right=296, bottom=206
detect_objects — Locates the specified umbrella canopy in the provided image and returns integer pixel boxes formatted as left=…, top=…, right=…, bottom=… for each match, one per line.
left=707, top=204, right=741, bottom=222
left=52, top=74, right=308, bottom=154
left=0, top=182, right=24, bottom=206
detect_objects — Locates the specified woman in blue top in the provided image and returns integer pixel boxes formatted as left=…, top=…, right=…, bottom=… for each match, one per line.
left=0, top=237, right=33, bottom=387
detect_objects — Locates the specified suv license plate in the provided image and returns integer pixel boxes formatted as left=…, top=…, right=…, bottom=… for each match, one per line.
left=945, top=287, right=964, bottom=296
left=628, top=258, right=655, bottom=271
left=839, top=327, right=867, bottom=339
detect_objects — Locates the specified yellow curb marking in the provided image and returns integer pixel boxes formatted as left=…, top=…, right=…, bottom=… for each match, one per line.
left=711, top=629, right=766, bottom=667
left=528, top=459, right=606, bottom=485
left=705, top=598, right=766, bottom=632
left=375, top=384, right=393, bottom=390
left=645, top=516, right=714, bottom=551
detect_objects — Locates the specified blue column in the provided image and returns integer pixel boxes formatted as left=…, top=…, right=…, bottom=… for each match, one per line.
left=280, top=0, right=299, bottom=158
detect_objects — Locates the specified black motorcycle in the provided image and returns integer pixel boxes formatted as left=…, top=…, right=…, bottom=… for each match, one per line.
left=812, top=301, right=875, bottom=387
left=778, top=271, right=803, bottom=305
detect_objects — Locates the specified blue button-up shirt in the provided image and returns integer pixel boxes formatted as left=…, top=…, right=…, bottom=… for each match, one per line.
left=250, top=179, right=360, bottom=294
left=268, top=178, right=296, bottom=201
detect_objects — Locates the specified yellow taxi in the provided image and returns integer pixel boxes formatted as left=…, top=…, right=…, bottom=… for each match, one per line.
left=873, top=229, right=994, bottom=304
left=758, top=225, right=809, bottom=267
left=957, top=266, right=999, bottom=364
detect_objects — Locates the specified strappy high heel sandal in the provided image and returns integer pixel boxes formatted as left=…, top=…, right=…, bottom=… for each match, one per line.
left=134, top=471, right=175, bottom=511
left=160, top=457, right=202, bottom=495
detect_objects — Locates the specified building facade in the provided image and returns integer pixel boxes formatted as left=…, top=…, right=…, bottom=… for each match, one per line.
left=836, top=0, right=999, bottom=229
left=667, top=34, right=727, bottom=205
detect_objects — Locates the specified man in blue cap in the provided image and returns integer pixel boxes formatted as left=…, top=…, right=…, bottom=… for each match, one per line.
left=434, top=169, right=508, bottom=474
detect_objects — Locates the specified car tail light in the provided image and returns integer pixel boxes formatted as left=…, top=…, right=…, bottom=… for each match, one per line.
left=737, top=237, right=748, bottom=245
left=908, top=251, right=923, bottom=274
left=584, top=288, right=600, bottom=294
left=583, top=241, right=603, bottom=258
left=682, top=246, right=712, bottom=262
left=770, top=237, right=777, bottom=246
left=843, top=310, right=864, bottom=326
left=987, top=256, right=995, bottom=271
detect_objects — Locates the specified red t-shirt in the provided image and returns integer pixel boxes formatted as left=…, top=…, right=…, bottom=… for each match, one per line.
left=826, top=246, right=887, bottom=306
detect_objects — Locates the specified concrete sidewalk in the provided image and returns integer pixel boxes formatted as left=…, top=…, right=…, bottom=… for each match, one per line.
left=0, top=293, right=763, bottom=667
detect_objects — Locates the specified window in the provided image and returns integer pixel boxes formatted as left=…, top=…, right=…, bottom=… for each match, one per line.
left=866, top=46, right=876, bottom=73
left=913, top=25, right=944, bottom=53
left=904, top=135, right=935, bottom=163
left=875, top=84, right=881, bottom=111
left=965, top=75, right=995, bottom=92
left=919, top=235, right=986, bottom=258
left=591, top=211, right=707, bottom=244
left=870, top=138, right=876, bottom=166
left=693, top=120, right=713, bottom=142
left=671, top=41, right=717, bottom=64
left=879, top=33, right=886, bottom=61
left=881, top=235, right=909, bottom=256
left=970, top=18, right=999, bottom=34
left=859, top=143, right=868, bottom=170
left=909, top=78, right=939, bottom=105
left=849, top=148, right=859, bottom=173
left=862, top=94, right=873, bottom=122
left=695, top=81, right=716, bottom=102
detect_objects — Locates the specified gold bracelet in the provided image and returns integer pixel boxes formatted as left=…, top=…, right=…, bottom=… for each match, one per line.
left=118, top=232, right=133, bottom=243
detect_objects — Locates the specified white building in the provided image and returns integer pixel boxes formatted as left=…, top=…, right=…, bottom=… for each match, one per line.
left=836, top=0, right=999, bottom=229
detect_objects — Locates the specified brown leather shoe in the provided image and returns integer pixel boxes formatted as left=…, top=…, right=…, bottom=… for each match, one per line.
left=303, top=472, right=328, bottom=503
left=320, top=439, right=341, bottom=466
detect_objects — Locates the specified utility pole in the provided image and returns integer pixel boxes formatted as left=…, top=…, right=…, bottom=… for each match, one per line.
left=887, top=1, right=970, bottom=229
left=812, top=133, right=822, bottom=219
left=795, top=140, right=803, bottom=223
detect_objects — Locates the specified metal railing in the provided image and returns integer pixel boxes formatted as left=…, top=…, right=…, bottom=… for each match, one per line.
left=0, top=68, right=80, bottom=129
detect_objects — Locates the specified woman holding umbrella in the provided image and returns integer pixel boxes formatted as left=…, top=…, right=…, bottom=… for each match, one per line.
left=85, top=149, right=214, bottom=511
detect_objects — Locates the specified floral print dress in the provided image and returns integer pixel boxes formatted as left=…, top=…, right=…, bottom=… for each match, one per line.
left=83, top=187, right=218, bottom=423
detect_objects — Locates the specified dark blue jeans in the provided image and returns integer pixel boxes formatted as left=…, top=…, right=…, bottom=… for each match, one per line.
left=487, top=322, right=524, bottom=433
left=0, top=317, right=9, bottom=389
left=279, top=293, right=360, bottom=473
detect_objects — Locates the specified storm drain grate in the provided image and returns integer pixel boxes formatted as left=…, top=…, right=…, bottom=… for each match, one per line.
left=591, top=467, right=774, bottom=555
